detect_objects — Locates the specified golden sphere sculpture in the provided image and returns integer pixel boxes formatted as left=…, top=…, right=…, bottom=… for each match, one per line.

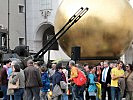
left=54, top=0, right=133, bottom=59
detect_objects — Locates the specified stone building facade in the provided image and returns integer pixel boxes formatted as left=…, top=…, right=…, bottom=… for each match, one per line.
left=0, top=0, right=25, bottom=50
left=26, top=0, right=70, bottom=62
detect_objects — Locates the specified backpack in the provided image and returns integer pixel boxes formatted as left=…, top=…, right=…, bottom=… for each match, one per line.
left=72, top=68, right=87, bottom=86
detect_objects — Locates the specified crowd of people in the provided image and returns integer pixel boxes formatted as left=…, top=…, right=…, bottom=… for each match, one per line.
left=68, top=60, right=133, bottom=100
left=0, top=59, right=133, bottom=100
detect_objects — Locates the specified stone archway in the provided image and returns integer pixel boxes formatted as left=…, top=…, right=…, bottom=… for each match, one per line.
left=42, top=25, right=58, bottom=50
left=35, top=23, right=58, bottom=54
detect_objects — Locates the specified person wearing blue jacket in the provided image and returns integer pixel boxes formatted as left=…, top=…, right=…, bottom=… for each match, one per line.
left=40, top=66, right=50, bottom=100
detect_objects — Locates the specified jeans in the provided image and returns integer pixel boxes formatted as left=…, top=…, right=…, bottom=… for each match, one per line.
left=72, top=84, right=84, bottom=100
left=9, top=95, right=13, bottom=100
left=1, top=85, right=9, bottom=100
left=14, top=88, right=24, bottom=100
left=25, top=87, right=40, bottom=100
left=61, top=93, right=68, bottom=100
left=111, top=87, right=121, bottom=100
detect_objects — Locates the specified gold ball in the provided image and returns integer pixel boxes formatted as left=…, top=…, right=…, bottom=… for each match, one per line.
left=55, top=0, right=133, bottom=59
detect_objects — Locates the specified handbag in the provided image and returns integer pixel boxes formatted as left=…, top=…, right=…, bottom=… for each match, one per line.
left=60, top=81, right=67, bottom=89
left=52, top=84, right=62, bottom=98
left=8, top=75, right=19, bottom=90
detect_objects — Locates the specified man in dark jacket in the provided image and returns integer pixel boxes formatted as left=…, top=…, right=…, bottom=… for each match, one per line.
left=0, top=60, right=11, bottom=100
left=1, top=65, right=8, bottom=100
left=24, top=59, right=42, bottom=100
left=100, top=60, right=112, bottom=100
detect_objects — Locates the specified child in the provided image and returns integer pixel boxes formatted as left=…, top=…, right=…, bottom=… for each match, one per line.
left=40, top=66, right=50, bottom=100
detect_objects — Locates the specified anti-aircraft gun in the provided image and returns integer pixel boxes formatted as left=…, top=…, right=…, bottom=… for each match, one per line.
left=0, top=7, right=88, bottom=68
